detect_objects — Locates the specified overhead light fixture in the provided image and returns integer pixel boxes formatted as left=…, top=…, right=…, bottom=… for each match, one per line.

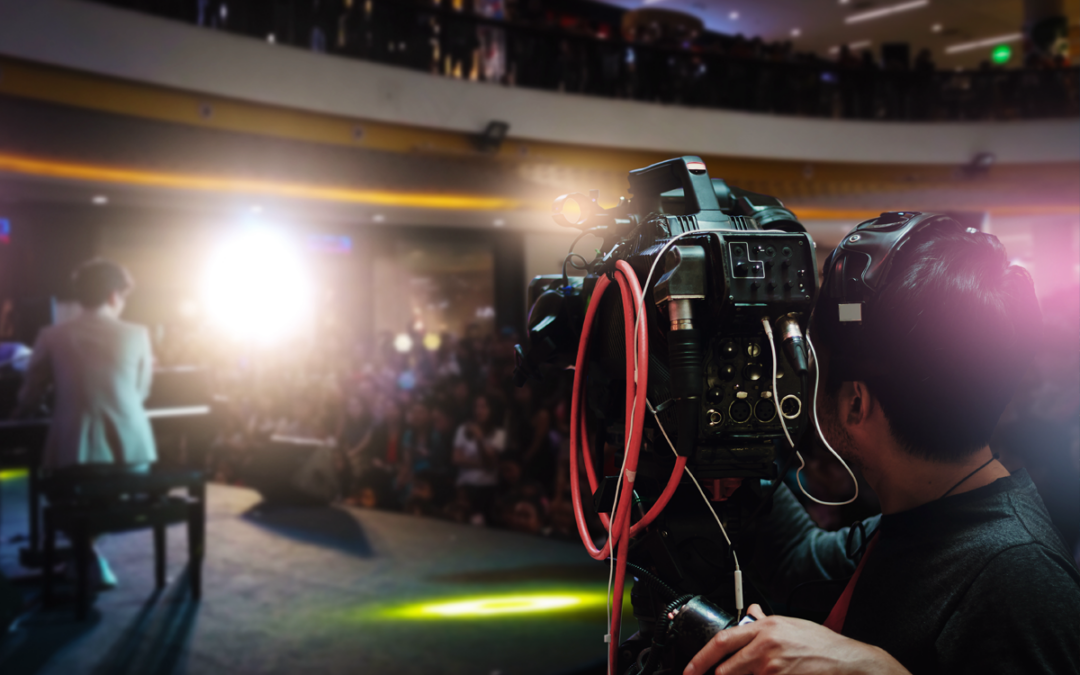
left=790, top=27, right=802, bottom=37
left=945, top=33, right=1022, bottom=54
left=729, top=11, right=739, bottom=20
left=931, top=23, right=942, bottom=33
left=92, top=195, right=108, bottom=205
left=845, top=0, right=928, bottom=25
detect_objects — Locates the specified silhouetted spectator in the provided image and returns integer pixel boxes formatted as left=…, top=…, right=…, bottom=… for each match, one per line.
left=452, top=393, right=505, bottom=523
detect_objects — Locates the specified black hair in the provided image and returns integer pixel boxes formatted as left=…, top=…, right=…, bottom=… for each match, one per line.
left=814, top=227, right=1041, bottom=462
left=71, top=259, right=133, bottom=309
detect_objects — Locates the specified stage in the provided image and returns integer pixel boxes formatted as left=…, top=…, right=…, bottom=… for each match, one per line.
left=0, top=473, right=621, bottom=675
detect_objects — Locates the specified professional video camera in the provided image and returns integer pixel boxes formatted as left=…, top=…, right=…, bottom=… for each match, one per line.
left=514, top=156, right=820, bottom=675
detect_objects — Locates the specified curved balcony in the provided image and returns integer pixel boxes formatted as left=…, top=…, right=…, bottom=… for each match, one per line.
left=1, top=0, right=1078, bottom=169
left=73, top=0, right=1080, bottom=123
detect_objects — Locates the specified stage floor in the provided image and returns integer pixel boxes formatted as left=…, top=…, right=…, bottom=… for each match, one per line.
left=0, top=473, right=623, bottom=675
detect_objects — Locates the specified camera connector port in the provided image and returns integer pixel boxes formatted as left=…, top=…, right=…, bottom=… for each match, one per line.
left=755, top=399, right=777, bottom=423
left=706, top=409, right=723, bottom=427
left=780, top=395, right=802, bottom=419
left=729, top=400, right=752, bottom=424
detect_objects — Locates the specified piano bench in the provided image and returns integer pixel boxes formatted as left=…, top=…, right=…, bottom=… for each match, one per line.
left=40, top=471, right=206, bottom=620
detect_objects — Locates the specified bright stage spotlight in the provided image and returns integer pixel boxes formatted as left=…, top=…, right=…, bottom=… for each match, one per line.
left=203, top=227, right=313, bottom=342
left=393, top=333, right=414, bottom=353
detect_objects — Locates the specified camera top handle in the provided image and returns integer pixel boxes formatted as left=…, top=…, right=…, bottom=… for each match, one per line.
left=627, top=156, right=724, bottom=224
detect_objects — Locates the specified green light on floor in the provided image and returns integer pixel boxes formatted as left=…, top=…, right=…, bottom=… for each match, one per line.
left=991, top=44, right=1011, bottom=64
left=0, top=469, right=28, bottom=481
left=387, top=591, right=608, bottom=620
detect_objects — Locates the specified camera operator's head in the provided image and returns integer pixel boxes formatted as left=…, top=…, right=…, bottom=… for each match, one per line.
left=812, top=225, right=1041, bottom=467
left=72, top=258, right=134, bottom=317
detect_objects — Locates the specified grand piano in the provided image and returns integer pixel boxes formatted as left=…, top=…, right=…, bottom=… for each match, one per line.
left=0, top=367, right=215, bottom=566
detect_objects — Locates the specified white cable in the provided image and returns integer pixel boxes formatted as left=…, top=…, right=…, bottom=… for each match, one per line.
left=604, top=267, right=647, bottom=675
left=605, top=400, right=634, bottom=675
left=633, top=229, right=704, bottom=385
left=605, top=230, right=740, bottom=642
left=763, top=317, right=859, bottom=507
left=646, top=397, right=743, bottom=619
left=761, top=319, right=796, bottom=451
left=602, top=227, right=701, bottom=667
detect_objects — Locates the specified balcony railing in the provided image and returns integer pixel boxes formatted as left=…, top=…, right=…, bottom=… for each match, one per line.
left=84, top=1, right=1080, bottom=122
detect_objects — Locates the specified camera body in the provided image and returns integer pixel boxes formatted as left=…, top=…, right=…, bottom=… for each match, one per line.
left=514, top=156, right=819, bottom=673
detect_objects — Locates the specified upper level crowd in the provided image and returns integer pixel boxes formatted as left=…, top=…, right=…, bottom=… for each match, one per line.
left=87, top=0, right=1079, bottom=121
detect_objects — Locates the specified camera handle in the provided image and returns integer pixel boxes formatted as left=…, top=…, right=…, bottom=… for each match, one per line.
left=627, top=156, right=722, bottom=218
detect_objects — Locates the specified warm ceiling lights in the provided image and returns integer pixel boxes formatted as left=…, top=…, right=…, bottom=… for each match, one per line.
left=945, top=33, right=1023, bottom=54
left=92, top=195, right=108, bottom=205
left=845, top=0, right=929, bottom=24
left=829, top=40, right=872, bottom=54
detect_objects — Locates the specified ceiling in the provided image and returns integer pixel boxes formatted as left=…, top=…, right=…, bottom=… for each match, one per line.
left=597, top=0, right=1080, bottom=68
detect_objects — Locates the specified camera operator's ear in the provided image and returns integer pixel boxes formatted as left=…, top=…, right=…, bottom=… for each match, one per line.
left=845, top=381, right=875, bottom=427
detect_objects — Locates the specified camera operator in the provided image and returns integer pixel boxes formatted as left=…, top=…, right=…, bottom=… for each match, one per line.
left=685, top=227, right=1080, bottom=674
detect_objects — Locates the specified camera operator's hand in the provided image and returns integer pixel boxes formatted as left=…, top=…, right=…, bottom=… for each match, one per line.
left=683, top=604, right=911, bottom=675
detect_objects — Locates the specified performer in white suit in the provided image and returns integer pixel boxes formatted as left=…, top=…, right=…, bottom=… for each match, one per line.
left=16, top=259, right=156, bottom=588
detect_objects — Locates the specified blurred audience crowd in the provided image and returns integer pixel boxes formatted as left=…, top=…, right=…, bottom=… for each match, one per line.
left=159, top=324, right=583, bottom=539
left=152, top=285, right=1079, bottom=561
left=88, top=0, right=1078, bottom=121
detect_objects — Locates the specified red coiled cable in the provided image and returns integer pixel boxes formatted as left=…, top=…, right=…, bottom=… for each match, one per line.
left=568, top=259, right=688, bottom=673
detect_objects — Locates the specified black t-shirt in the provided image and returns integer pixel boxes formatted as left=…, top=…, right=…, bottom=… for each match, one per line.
left=751, top=471, right=1080, bottom=674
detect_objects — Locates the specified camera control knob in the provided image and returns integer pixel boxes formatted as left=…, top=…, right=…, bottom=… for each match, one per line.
left=719, top=364, right=736, bottom=381
left=720, top=341, right=739, bottom=358
left=746, top=343, right=762, bottom=358
left=743, top=364, right=764, bottom=381
left=707, top=388, right=725, bottom=403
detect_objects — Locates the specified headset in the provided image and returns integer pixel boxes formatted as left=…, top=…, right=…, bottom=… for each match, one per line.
left=816, top=211, right=968, bottom=380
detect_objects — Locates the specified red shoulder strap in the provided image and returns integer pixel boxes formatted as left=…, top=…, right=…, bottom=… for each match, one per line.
left=823, top=531, right=879, bottom=634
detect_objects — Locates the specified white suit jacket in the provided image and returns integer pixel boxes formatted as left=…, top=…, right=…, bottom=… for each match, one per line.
left=19, top=309, right=157, bottom=469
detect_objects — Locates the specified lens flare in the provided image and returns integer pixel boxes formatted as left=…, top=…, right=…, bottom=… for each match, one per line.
left=203, top=228, right=312, bottom=342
